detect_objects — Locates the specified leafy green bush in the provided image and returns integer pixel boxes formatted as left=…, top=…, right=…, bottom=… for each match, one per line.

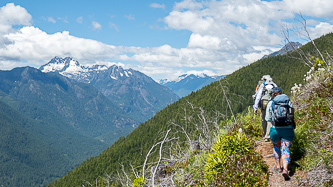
left=220, top=106, right=263, bottom=139
left=132, top=176, right=147, bottom=187
left=204, top=132, right=268, bottom=186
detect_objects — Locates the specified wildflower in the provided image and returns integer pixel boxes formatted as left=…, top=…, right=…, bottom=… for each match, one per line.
left=238, top=128, right=243, bottom=133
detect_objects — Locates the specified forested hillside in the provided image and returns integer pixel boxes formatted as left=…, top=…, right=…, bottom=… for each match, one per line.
left=51, top=33, right=333, bottom=186
left=0, top=101, right=76, bottom=186
left=0, top=67, right=139, bottom=186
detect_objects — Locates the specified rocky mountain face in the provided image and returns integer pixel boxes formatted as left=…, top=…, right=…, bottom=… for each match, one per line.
left=262, top=41, right=302, bottom=59
left=160, top=74, right=226, bottom=98
left=40, top=57, right=179, bottom=122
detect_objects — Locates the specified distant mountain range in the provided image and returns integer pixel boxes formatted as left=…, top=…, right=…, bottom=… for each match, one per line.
left=160, top=74, right=226, bottom=97
left=0, top=66, right=138, bottom=186
left=261, top=42, right=302, bottom=59
left=40, top=57, right=179, bottom=123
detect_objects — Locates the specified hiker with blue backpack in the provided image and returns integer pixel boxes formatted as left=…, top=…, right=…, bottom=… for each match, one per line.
left=265, top=87, right=295, bottom=180
left=253, top=75, right=278, bottom=142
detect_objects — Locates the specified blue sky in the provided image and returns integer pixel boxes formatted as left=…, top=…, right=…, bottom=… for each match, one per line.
left=1, top=0, right=333, bottom=81
left=3, top=0, right=188, bottom=47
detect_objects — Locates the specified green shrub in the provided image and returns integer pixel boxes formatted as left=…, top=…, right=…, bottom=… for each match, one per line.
left=132, top=176, right=147, bottom=187
left=204, top=132, right=268, bottom=186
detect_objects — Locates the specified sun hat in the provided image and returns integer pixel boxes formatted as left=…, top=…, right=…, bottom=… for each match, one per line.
left=261, top=75, right=271, bottom=80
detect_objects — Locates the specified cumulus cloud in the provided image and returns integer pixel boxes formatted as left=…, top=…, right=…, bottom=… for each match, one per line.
left=283, top=0, right=333, bottom=18
left=188, top=33, right=221, bottom=50
left=0, top=1, right=333, bottom=81
left=92, top=21, right=102, bottom=30
left=0, top=3, right=31, bottom=34
left=0, top=26, right=116, bottom=63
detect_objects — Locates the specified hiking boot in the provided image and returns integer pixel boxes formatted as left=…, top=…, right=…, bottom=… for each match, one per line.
left=282, top=169, right=290, bottom=180
left=272, top=165, right=282, bottom=173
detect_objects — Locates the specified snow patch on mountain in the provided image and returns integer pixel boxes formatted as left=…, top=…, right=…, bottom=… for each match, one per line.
left=39, top=57, right=133, bottom=82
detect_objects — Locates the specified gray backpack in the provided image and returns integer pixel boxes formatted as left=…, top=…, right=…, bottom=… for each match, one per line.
left=260, top=86, right=273, bottom=110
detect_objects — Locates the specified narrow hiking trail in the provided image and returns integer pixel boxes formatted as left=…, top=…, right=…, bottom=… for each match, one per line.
left=255, top=140, right=308, bottom=187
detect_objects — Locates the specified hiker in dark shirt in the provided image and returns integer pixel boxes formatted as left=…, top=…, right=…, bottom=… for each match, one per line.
left=265, top=87, right=294, bottom=180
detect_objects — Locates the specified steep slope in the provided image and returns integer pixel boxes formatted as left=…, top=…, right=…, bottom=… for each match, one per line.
left=51, top=32, right=333, bottom=186
left=0, top=101, right=73, bottom=186
left=0, top=67, right=138, bottom=142
left=0, top=67, right=141, bottom=185
left=40, top=57, right=179, bottom=122
left=161, top=74, right=226, bottom=97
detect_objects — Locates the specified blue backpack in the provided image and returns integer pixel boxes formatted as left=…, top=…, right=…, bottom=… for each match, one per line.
left=271, top=94, right=293, bottom=126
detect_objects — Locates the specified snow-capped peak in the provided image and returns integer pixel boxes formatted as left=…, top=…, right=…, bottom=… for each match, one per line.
left=40, top=57, right=85, bottom=74
left=39, top=57, right=134, bottom=82
left=174, top=73, right=208, bottom=83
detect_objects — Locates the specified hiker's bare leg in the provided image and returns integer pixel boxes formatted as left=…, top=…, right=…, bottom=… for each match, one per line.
left=261, top=109, right=267, bottom=137
left=265, top=122, right=272, bottom=139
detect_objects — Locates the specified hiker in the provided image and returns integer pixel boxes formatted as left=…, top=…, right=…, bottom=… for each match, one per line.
left=253, top=76, right=277, bottom=141
left=265, top=87, right=294, bottom=180
left=252, top=75, right=270, bottom=99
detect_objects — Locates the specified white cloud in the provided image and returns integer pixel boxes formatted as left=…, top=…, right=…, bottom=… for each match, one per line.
left=76, top=16, right=83, bottom=24
left=188, top=33, right=221, bottom=50
left=92, top=21, right=102, bottom=30
left=0, top=3, right=31, bottom=34
left=307, top=22, right=333, bottom=39
left=283, top=0, right=333, bottom=18
left=48, top=17, right=56, bottom=23
left=150, top=3, right=165, bottom=9
left=0, top=26, right=116, bottom=63
left=0, top=1, right=333, bottom=81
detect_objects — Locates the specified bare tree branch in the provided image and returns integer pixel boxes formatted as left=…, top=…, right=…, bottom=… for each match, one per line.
left=218, top=79, right=236, bottom=122
left=142, top=136, right=178, bottom=179
left=296, top=13, right=328, bottom=66
left=152, top=129, right=171, bottom=186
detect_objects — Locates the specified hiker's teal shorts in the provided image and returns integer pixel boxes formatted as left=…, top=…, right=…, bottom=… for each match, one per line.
left=270, top=126, right=294, bottom=142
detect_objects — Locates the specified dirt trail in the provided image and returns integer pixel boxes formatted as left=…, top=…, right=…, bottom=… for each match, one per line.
left=255, top=140, right=307, bottom=187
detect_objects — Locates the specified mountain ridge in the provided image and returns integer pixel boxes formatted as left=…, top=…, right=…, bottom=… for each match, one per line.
left=40, top=57, right=180, bottom=122
left=262, top=41, right=302, bottom=59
